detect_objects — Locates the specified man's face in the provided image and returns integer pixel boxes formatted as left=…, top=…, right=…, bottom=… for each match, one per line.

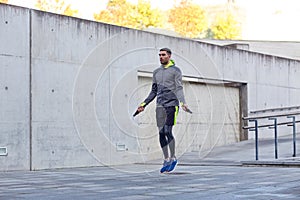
left=159, top=51, right=171, bottom=65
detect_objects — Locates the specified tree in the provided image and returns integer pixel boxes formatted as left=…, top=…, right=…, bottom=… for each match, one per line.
left=168, top=0, right=207, bottom=38
left=210, top=12, right=241, bottom=39
left=94, top=0, right=135, bottom=27
left=35, top=0, right=78, bottom=17
left=0, top=0, right=9, bottom=3
left=94, top=0, right=163, bottom=29
left=134, top=0, right=163, bottom=29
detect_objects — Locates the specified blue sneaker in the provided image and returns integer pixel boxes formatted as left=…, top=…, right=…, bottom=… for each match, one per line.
left=160, top=159, right=171, bottom=173
left=167, top=158, right=178, bottom=172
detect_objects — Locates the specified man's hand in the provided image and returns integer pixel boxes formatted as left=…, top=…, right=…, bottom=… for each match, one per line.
left=182, top=104, right=192, bottom=114
left=133, top=106, right=145, bottom=117
left=137, top=106, right=145, bottom=112
left=181, top=104, right=188, bottom=112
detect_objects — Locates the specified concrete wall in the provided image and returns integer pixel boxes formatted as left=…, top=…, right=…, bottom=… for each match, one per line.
left=0, top=5, right=30, bottom=170
left=1, top=4, right=300, bottom=170
left=198, top=43, right=300, bottom=109
left=200, top=39, right=300, bottom=61
left=199, top=43, right=300, bottom=140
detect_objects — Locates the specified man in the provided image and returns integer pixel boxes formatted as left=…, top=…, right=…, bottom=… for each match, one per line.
left=136, top=48, right=189, bottom=173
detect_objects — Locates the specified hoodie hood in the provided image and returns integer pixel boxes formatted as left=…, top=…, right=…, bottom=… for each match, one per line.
left=163, top=59, right=175, bottom=68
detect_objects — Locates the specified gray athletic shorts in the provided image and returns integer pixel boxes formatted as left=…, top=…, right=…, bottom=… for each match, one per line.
left=156, top=106, right=179, bottom=127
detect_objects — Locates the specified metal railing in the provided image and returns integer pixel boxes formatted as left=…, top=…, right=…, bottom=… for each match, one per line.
left=243, top=106, right=300, bottom=160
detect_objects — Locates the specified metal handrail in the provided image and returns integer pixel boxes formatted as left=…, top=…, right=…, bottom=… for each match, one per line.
left=243, top=120, right=300, bottom=130
left=243, top=111, right=300, bottom=121
left=243, top=109, right=300, bottom=160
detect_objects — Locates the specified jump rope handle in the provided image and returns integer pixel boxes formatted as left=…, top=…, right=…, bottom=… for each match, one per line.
left=185, top=108, right=193, bottom=114
left=133, top=110, right=140, bottom=117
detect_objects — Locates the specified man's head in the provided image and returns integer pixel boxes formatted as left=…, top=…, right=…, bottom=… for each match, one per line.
left=159, top=48, right=172, bottom=65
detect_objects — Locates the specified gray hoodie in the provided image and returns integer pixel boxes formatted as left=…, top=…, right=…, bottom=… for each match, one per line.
left=142, top=60, right=186, bottom=108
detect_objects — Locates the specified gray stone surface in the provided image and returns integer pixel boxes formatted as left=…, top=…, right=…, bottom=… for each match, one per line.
left=0, top=164, right=300, bottom=199
left=1, top=133, right=300, bottom=199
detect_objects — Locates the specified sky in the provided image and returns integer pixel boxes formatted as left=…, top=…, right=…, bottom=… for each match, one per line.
left=6, top=0, right=300, bottom=41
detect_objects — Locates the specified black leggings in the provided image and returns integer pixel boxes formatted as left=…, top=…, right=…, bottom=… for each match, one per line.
left=156, top=106, right=178, bottom=149
left=159, top=125, right=174, bottom=148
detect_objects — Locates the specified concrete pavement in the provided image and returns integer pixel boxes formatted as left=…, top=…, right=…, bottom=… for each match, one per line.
left=1, top=134, right=300, bottom=199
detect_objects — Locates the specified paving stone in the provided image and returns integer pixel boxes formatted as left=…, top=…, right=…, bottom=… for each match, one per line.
left=1, top=135, right=300, bottom=199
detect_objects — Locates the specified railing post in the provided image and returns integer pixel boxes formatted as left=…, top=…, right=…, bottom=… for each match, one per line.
left=249, top=119, right=258, bottom=160
left=287, top=116, right=296, bottom=157
left=269, top=118, right=278, bottom=159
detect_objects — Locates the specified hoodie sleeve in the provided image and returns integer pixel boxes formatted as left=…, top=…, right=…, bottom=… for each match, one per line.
left=140, top=74, right=157, bottom=107
left=174, top=67, right=186, bottom=105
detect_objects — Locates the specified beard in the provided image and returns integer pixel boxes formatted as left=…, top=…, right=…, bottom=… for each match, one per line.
left=160, top=60, right=169, bottom=65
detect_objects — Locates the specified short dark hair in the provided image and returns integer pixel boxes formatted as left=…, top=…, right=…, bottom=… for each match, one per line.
left=160, top=48, right=172, bottom=55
